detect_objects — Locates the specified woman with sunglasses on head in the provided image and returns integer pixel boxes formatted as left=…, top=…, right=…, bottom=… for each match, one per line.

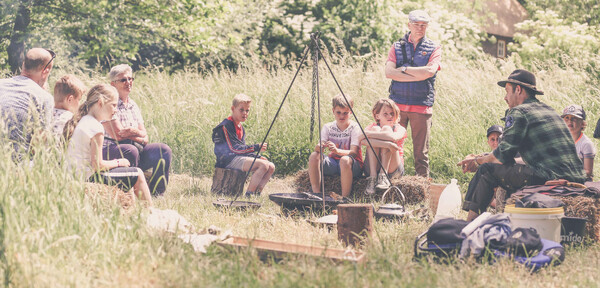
left=102, top=64, right=172, bottom=196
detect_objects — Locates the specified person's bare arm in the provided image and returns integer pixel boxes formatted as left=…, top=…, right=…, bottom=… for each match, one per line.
left=90, top=133, right=129, bottom=170
left=102, top=119, right=125, bottom=141
left=361, top=138, right=399, bottom=151
left=457, top=153, right=501, bottom=173
left=364, top=126, right=406, bottom=142
left=385, top=61, right=438, bottom=82
left=584, top=157, right=594, bottom=180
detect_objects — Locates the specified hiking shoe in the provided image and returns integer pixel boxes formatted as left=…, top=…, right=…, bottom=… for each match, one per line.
left=365, top=176, right=376, bottom=195
left=375, top=173, right=391, bottom=190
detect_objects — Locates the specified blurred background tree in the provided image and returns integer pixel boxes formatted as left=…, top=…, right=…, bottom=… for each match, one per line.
left=0, top=0, right=598, bottom=74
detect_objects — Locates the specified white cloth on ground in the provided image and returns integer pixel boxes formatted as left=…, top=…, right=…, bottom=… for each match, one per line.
left=146, top=207, right=194, bottom=233
left=460, top=212, right=511, bottom=257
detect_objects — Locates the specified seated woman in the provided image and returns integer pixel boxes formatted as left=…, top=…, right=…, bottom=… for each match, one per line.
left=102, top=64, right=172, bottom=195
left=64, top=84, right=152, bottom=205
left=562, top=104, right=596, bottom=181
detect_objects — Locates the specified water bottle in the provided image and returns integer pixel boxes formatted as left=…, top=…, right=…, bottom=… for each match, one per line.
left=433, top=179, right=462, bottom=222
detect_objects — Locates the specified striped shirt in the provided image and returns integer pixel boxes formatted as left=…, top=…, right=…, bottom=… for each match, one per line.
left=0, top=76, right=53, bottom=157
left=52, top=108, right=73, bottom=137
left=493, top=98, right=586, bottom=182
left=104, top=97, right=144, bottom=139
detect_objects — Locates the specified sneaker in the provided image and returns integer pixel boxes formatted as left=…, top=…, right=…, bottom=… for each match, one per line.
left=245, top=191, right=256, bottom=198
left=375, top=173, right=391, bottom=190
left=365, top=176, right=376, bottom=195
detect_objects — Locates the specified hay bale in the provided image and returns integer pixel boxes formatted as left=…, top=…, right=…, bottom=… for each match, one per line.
left=507, top=194, right=600, bottom=242
left=293, top=170, right=429, bottom=204
left=84, top=182, right=135, bottom=210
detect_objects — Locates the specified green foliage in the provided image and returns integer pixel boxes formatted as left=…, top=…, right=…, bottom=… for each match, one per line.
left=522, top=0, right=600, bottom=26
left=311, top=0, right=396, bottom=56
left=510, top=10, right=600, bottom=80
left=0, top=0, right=224, bottom=72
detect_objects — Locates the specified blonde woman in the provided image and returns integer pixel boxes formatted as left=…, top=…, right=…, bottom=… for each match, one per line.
left=64, top=84, right=153, bottom=205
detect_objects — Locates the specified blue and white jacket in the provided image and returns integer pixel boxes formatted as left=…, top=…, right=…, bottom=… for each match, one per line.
left=212, top=117, right=260, bottom=168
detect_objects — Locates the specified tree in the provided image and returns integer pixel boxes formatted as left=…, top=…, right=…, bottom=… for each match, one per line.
left=0, top=0, right=223, bottom=72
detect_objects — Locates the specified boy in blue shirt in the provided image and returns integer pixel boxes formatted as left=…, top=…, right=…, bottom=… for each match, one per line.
left=212, top=94, right=275, bottom=197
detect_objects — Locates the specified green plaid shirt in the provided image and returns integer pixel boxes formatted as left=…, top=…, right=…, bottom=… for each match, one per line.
left=493, top=98, right=586, bottom=183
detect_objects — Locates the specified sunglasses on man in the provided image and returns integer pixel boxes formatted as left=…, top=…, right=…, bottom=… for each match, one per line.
left=42, top=49, right=56, bottom=71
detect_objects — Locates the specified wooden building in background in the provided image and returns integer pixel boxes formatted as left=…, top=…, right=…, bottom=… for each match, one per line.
left=478, top=0, right=528, bottom=59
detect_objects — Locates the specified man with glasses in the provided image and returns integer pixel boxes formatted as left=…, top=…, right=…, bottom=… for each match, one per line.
left=0, top=48, right=55, bottom=160
left=385, top=10, right=441, bottom=178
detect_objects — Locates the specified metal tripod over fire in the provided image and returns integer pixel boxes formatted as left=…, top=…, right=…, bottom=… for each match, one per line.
left=224, top=32, right=405, bottom=212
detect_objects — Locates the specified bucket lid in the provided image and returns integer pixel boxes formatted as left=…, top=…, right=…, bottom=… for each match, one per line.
left=504, top=204, right=564, bottom=215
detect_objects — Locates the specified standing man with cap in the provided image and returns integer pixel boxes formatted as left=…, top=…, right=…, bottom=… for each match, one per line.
left=561, top=104, right=596, bottom=180
left=458, top=69, right=585, bottom=221
left=385, top=10, right=441, bottom=178
left=0, top=48, right=55, bottom=160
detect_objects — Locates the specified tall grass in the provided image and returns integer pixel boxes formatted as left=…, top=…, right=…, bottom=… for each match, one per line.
left=128, top=52, right=600, bottom=183
left=2, top=52, right=600, bottom=286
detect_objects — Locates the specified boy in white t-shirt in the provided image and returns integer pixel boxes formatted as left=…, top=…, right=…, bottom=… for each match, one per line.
left=562, top=104, right=596, bottom=180
left=308, top=94, right=363, bottom=197
left=52, top=75, right=86, bottom=138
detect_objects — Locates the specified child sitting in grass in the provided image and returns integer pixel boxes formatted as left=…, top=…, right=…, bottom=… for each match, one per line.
left=64, top=84, right=153, bottom=205
left=52, top=75, right=86, bottom=139
left=361, top=99, right=407, bottom=195
left=212, top=93, right=275, bottom=197
left=308, top=94, right=363, bottom=197
left=561, top=104, right=596, bottom=181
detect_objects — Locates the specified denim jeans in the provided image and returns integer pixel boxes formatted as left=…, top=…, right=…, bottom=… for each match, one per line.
left=462, top=163, right=546, bottom=214
left=103, top=139, right=172, bottom=195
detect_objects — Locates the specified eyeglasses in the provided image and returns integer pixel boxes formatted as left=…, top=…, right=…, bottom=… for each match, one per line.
left=410, top=22, right=428, bottom=28
left=117, top=77, right=135, bottom=83
left=42, top=49, right=56, bottom=71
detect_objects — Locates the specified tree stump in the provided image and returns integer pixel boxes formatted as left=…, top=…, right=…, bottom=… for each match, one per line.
left=211, top=168, right=246, bottom=196
left=337, top=204, right=373, bottom=248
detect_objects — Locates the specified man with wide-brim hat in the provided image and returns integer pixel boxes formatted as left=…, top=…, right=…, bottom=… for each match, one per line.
left=458, top=69, right=585, bottom=221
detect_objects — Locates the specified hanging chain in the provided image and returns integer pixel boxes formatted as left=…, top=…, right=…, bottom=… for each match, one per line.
left=310, top=33, right=320, bottom=142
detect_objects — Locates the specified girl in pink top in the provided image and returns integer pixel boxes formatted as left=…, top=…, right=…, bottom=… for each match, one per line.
left=361, top=99, right=407, bottom=195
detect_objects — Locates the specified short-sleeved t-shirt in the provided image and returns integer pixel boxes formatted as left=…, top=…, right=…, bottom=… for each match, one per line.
left=0, top=76, right=54, bottom=155
left=67, top=115, right=104, bottom=179
left=321, top=121, right=363, bottom=164
left=52, top=108, right=73, bottom=138
left=366, top=123, right=407, bottom=164
left=575, top=133, right=596, bottom=160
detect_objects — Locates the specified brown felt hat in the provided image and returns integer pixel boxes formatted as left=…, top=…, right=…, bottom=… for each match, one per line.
left=497, top=69, right=544, bottom=95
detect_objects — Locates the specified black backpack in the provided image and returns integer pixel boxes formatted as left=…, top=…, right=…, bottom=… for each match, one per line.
left=427, top=218, right=469, bottom=245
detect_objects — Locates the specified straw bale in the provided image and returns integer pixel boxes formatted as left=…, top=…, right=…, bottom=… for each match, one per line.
left=293, top=170, right=429, bottom=204
left=507, top=194, right=600, bottom=242
left=84, top=182, right=135, bottom=210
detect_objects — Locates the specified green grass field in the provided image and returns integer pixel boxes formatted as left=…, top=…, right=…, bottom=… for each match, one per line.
left=2, top=52, right=600, bottom=286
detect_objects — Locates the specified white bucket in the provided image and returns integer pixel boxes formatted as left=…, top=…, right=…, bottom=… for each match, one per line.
left=505, top=205, right=564, bottom=242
